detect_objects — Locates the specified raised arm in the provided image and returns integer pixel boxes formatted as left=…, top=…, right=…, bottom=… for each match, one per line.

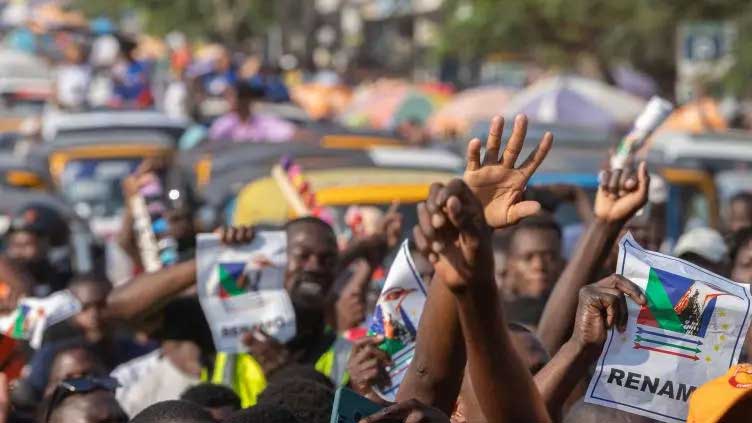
left=394, top=199, right=466, bottom=415
left=426, top=179, right=550, bottom=423
left=105, top=226, right=254, bottom=321
left=398, top=115, right=553, bottom=420
left=537, top=163, right=649, bottom=354
left=534, top=275, right=645, bottom=417
left=105, top=259, right=196, bottom=321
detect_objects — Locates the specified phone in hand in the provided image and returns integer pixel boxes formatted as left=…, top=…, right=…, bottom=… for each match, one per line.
left=330, top=387, right=384, bottom=423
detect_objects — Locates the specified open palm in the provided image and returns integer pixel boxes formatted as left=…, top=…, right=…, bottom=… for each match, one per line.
left=463, top=115, right=554, bottom=228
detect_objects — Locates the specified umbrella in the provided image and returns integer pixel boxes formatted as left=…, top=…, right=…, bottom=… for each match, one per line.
left=658, top=98, right=728, bottom=134
left=290, top=83, right=352, bottom=120
left=427, top=85, right=515, bottom=138
left=340, top=79, right=442, bottom=130
left=504, top=75, right=646, bottom=132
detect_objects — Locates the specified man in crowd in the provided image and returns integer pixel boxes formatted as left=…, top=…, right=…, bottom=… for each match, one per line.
left=499, top=213, right=565, bottom=326
left=727, top=192, right=752, bottom=233
left=4, top=203, right=72, bottom=296
left=208, top=81, right=295, bottom=143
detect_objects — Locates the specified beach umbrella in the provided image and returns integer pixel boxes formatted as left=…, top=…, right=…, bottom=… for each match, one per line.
left=428, top=85, right=515, bottom=138
left=504, top=74, right=646, bottom=132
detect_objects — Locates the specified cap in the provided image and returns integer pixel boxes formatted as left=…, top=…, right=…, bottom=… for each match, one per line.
left=673, top=227, right=728, bottom=264
left=687, top=363, right=752, bottom=422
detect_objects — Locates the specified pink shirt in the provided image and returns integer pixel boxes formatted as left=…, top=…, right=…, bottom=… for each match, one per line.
left=208, top=112, right=295, bottom=143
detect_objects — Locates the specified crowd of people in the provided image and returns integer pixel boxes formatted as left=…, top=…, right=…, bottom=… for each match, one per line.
left=0, top=114, right=750, bottom=423
left=1, top=7, right=752, bottom=423
left=22, top=28, right=300, bottom=148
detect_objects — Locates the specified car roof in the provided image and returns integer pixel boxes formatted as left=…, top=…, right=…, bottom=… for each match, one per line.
left=42, top=110, right=190, bottom=141
left=45, top=129, right=177, bottom=151
left=648, top=130, right=752, bottom=171
left=193, top=144, right=462, bottom=207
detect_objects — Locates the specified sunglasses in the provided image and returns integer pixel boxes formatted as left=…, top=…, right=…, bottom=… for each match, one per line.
left=44, top=376, right=121, bottom=423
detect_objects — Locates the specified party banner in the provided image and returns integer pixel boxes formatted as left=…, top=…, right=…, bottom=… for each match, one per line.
left=196, top=231, right=295, bottom=353
left=0, top=290, right=81, bottom=348
left=368, top=240, right=427, bottom=401
left=586, top=233, right=752, bottom=422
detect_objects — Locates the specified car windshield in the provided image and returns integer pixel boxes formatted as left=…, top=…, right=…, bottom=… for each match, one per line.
left=60, top=158, right=140, bottom=219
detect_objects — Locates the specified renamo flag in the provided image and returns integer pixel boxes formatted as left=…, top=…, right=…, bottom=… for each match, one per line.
left=586, top=233, right=752, bottom=423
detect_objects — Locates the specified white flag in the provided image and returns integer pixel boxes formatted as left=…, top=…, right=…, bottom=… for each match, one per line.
left=0, top=290, right=81, bottom=348
left=585, top=233, right=752, bottom=422
left=367, top=240, right=428, bottom=401
left=196, top=231, right=296, bottom=353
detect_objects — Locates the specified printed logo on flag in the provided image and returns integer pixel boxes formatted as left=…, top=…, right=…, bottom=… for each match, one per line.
left=218, top=262, right=246, bottom=298
left=585, top=234, right=752, bottom=423
left=633, top=268, right=733, bottom=361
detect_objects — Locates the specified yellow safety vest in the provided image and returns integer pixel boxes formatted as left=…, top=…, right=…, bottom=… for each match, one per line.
left=208, top=349, right=335, bottom=408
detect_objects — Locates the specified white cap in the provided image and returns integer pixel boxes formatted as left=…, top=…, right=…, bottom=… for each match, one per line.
left=673, top=227, right=728, bottom=264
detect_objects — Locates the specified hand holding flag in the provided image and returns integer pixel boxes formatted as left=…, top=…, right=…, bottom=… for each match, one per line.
left=571, top=275, right=647, bottom=356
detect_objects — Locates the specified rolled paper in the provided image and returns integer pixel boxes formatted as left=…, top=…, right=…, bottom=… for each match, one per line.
left=291, top=174, right=304, bottom=189
left=611, top=96, right=674, bottom=170
left=303, top=192, right=316, bottom=208
left=298, top=180, right=310, bottom=194
left=287, top=164, right=302, bottom=180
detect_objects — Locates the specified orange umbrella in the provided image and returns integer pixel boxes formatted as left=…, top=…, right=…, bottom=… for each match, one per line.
left=291, top=83, right=352, bottom=120
left=428, top=85, right=515, bottom=138
left=659, top=98, right=728, bottom=134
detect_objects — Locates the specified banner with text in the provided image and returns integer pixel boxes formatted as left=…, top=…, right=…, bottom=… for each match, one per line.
left=586, top=233, right=752, bottom=422
left=196, top=231, right=295, bottom=353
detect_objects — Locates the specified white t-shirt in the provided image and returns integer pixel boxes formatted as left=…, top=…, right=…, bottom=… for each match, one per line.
left=111, top=349, right=200, bottom=417
left=56, top=65, right=91, bottom=109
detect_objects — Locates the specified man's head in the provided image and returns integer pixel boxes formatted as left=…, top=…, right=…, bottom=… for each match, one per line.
left=257, top=377, right=334, bottom=423
left=284, top=217, right=339, bottom=303
left=129, top=400, right=215, bottom=423
left=45, top=346, right=105, bottom=397
left=502, top=214, right=564, bottom=300
left=180, top=383, right=241, bottom=421
left=159, top=297, right=213, bottom=379
left=5, top=203, right=67, bottom=275
left=214, top=48, right=232, bottom=72
left=231, top=81, right=264, bottom=118
left=69, top=277, right=112, bottom=342
left=224, top=403, right=299, bottom=423
left=674, top=227, right=729, bottom=276
left=47, top=389, right=126, bottom=423
left=5, top=230, right=48, bottom=269
left=730, top=228, right=752, bottom=283
left=728, top=192, right=752, bottom=233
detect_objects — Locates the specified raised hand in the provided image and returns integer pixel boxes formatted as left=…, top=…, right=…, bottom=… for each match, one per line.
left=360, top=399, right=450, bottom=423
left=464, top=115, right=553, bottom=228
left=594, top=161, right=650, bottom=223
left=571, top=275, right=646, bottom=356
left=412, top=179, right=492, bottom=292
left=121, top=157, right=168, bottom=198
left=347, top=335, right=392, bottom=401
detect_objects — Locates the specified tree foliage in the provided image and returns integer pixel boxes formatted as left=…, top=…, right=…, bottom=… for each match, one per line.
left=74, top=0, right=275, bottom=47
left=439, top=0, right=752, bottom=95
